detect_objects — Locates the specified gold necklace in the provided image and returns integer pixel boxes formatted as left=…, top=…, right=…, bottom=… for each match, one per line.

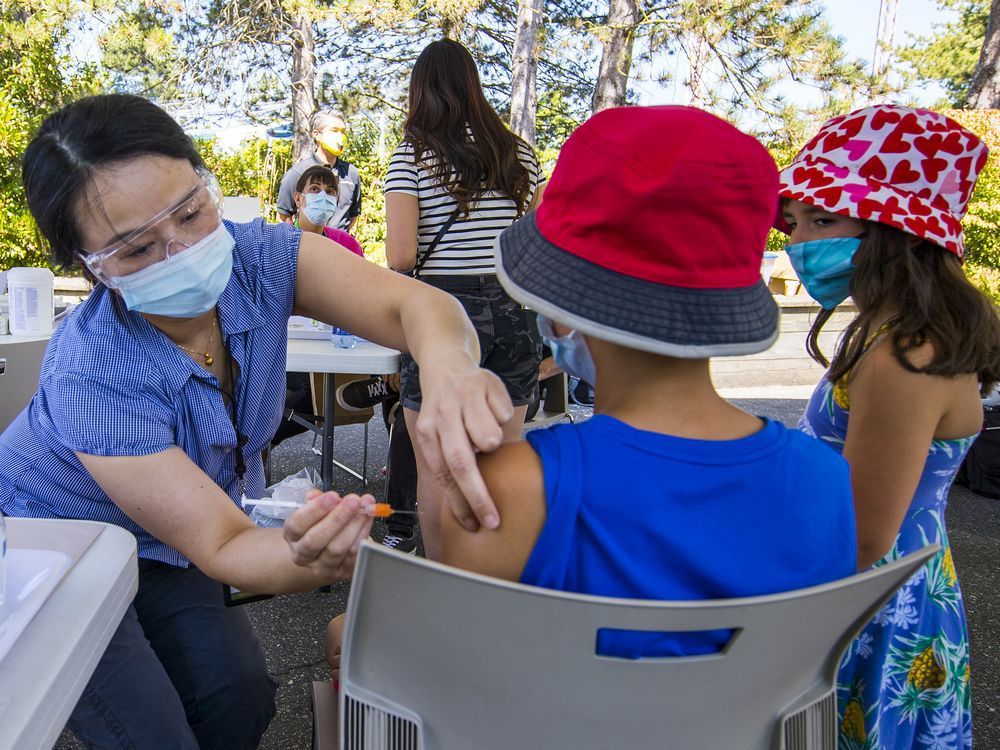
left=176, top=314, right=217, bottom=367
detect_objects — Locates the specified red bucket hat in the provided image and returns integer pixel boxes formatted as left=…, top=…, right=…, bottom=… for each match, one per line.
left=497, top=105, right=779, bottom=358
left=776, top=104, right=988, bottom=258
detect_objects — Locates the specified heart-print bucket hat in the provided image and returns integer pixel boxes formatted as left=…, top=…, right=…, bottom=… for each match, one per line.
left=776, top=104, right=989, bottom=258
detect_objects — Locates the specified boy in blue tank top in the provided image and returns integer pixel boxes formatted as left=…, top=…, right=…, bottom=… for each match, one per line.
left=437, top=106, right=859, bottom=658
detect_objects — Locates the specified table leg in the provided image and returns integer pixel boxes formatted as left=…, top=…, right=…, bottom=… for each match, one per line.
left=323, top=374, right=335, bottom=491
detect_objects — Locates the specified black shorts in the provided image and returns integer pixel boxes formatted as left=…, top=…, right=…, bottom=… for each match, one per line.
left=399, top=274, right=542, bottom=410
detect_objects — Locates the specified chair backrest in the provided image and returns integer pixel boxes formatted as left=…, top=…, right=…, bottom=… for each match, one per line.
left=0, top=337, right=49, bottom=433
left=340, top=542, right=937, bottom=750
left=523, top=372, right=571, bottom=431
left=222, top=195, right=262, bottom=223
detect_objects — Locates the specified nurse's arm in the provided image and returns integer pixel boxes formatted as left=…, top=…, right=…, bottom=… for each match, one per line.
left=293, top=231, right=513, bottom=532
left=76, top=447, right=372, bottom=592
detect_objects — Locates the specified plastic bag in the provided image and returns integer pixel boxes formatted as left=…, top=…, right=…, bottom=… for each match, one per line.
left=243, top=467, right=321, bottom=528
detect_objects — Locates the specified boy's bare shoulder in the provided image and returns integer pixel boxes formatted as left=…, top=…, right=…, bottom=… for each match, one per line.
left=478, top=439, right=545, bottom=493
left=440, top=439, right=547, bottom=581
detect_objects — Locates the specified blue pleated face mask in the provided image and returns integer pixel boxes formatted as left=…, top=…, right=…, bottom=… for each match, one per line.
left=536, top=314, right=597, bottom=386
left=302, top=191, right=338, bottom=226
left=785, top=236, right=862, bottom=310
left=113, top=224, right=235, bottom=317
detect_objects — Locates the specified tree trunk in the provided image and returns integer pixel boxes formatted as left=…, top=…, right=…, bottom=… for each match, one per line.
left=966, top=0, right=1000, bottom=107
left=510, top=0, right=544, bottom=145
left=591, top=0, right=639, bottom=113
left=687, top=31, right=711, bottom=107
left=290, top=14, right=317, bottom=161
left=872, top=0, right=899, bottom=78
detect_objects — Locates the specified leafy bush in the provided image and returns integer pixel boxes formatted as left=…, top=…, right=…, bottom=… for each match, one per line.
left=947, top=109, right=1000, bottom=276
left=196, top=137, right=292, bottom=222
left=0, top=1, right=104, bottom=272
left=198, top=113, right=398, bottom=268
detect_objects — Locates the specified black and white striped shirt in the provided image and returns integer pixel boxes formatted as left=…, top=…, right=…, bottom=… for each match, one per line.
left=384, top=138, right=542, bottom=276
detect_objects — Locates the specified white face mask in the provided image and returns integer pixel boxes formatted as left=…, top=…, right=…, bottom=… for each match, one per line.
left=113, top=224, right=235, bottom=317
left=302, top=191, right=338, bottom=226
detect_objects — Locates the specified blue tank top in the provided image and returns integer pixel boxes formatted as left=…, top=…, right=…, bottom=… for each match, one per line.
left=521, top=415, right=857, bottom=658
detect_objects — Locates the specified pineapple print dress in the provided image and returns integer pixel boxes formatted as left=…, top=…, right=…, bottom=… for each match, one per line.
left=800, top=377, right=974, bottom=750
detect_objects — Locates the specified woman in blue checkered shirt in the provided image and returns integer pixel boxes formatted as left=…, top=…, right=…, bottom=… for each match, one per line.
left=0, top=94, right=514, bottom=748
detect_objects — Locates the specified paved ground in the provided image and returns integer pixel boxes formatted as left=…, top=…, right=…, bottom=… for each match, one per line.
left=57, top=393, right=999, bottom=749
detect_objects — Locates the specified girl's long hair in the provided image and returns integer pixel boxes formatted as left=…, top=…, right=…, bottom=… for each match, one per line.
left=806, top=221, right=1000, bottom=391
left=404, top=39, right=531, bottom=217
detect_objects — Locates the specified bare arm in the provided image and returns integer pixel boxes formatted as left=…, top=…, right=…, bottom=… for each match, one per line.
left=440, top=441, right=547, bottom=580
left=77, top=448, right=373, bottom=592
left=842, top=342, right=976, bottom=569
left=529, top=180, right=547, bottom=211
left=385, top=192, right=419, bottom=272
left=294, top=231, right=514, bottom=529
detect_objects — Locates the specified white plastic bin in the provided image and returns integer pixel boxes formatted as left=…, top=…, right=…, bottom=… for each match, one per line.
left=7, top=268, right=54, bottom=336
left=760, top=252, right=779, bottom=285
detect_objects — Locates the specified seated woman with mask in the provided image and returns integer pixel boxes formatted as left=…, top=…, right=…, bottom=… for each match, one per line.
left=292, top=164, right=364, bottom=256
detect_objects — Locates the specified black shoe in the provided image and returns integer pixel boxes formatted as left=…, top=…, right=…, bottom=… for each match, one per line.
left=524, top=382, right=541, bottom=422
left=381, top=533, right=417, bottom=555
left=569, top=377, right=595, bottom=406
left=336, top=377, right=398, bottom=412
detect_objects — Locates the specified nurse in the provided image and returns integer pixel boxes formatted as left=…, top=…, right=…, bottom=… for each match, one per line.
left=0, top=94, right=512, bottom=748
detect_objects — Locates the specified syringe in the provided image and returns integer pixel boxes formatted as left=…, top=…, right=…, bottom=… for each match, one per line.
left=243, top=498, right=418, bottom=518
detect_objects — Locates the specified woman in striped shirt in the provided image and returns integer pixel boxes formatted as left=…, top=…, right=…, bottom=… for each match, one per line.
left=385, top=39, right=545, bottom=558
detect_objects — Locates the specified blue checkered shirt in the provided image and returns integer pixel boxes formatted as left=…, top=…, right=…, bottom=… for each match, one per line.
left=0, top=219, right=300, bottom=565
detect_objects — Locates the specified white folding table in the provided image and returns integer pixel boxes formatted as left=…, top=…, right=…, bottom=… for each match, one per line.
left=285, top=339, right=401, bottom=490
left=0, top=518, right=138, bottom=749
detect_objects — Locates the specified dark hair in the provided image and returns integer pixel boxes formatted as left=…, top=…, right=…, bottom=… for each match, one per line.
left=807, top=222, right=1000, bottom=391
left=22, top=94, right=205, bottom=269
left=404, top=39, right=532, bottom=217
left=295, top=164, right=339, bottom=195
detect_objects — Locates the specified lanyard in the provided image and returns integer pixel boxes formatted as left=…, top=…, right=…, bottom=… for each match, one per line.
left=200, top=338, right=247, bottom=495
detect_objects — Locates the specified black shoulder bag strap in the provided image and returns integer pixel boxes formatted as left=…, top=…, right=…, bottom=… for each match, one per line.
left=411, top=207, right=460, bottom=278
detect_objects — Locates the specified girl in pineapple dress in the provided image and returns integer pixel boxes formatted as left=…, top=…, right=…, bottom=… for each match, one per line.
left=777, top=104, right=1000, bottom=749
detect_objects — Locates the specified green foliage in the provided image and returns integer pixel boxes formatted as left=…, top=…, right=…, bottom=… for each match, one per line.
left=196, top=137, right=292, bottom=221
left=197, top=112, right=398, bottom=267
left=98, top=1, right=185, bottom=97
left=535, top=89, right=583, bottom=171
left=339, top=114, right=400, bottom=267
left=946, top=110, right=1000, bottom=281
left=0, top=1, right=106, bottom=271
left=898, top=0, right=988, bottom=106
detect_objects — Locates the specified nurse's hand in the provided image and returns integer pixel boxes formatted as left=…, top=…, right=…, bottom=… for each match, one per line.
left=283, top=491, right=374, bottom=579
left=414, top=364, right=513, bottom=532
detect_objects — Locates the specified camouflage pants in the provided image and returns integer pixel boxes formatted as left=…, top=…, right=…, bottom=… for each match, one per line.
left=399, top=274, right=543, bottom=409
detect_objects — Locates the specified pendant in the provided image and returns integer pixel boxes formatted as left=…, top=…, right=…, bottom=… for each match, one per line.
left=205, top=355, right=214, bottom=366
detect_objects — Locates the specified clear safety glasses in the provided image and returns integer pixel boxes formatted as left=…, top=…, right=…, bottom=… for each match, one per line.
left=79, top=170, right=224, bottom=287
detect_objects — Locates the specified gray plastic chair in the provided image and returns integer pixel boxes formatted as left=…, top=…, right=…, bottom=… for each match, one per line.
left=336, top=541, right=937, bottom=750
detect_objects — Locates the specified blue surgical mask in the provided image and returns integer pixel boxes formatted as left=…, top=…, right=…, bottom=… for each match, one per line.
left=785, top=236, right=862, bottom=310
left=537, top=314, right=597, bottom=386
left=303, top=191, right=338, bottom=226
left=114, top=224, right=235, bottom=317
